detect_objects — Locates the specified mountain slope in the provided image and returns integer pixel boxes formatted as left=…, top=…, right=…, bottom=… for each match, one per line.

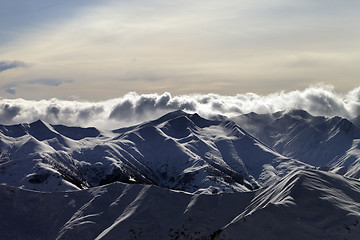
left=0, top=181, right=254, bottom=240
left=1, top=110, right=360, bottom=239
left=231, top=109, right=360, bottom=173
left=1, top=169, right=359, bottom=240
left=220, top=169, right=360, bottom=240
left=0, top=110, right=306, bottom=193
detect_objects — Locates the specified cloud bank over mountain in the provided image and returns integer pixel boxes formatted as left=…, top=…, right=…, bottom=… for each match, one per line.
left=0, top=85, right=359, bottom=129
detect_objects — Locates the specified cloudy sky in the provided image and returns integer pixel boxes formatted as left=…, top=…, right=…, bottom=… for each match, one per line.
left=1, top=0, right=359, bottom=100
left=1, top=1, right=360, bottom=128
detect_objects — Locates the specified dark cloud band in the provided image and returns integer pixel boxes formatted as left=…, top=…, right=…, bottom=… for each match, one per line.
left=27, top=78, right=73, bottom=86
left=1, top=78, right=73, bottom=95
left=0, top=60, right=27, bottom=73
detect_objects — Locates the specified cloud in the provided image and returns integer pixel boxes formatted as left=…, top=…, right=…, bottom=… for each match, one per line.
left=5, top=88, right=16, bottom=95
left=1, top=0, right=360, bottom=99
left=0, top=85, right=359, bottom=129
left=0, top=104, right=21, bottom=122
left=1, top=78, right=73, bottom=95
left=27, top=78, right=73, bottom=86
left=0, top=60, right=27, bottom=73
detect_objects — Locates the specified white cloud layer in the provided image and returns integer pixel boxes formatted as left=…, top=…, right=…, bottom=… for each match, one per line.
left=0, top=85, right=360, bottom=129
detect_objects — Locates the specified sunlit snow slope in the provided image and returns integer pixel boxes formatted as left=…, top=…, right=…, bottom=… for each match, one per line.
left=1, top=110, right=360, bottom=240
left=0, top=169, right=359, bottom=240
left=232, top=109, right=360, bottom=177
left=0, top=110, right=308, bottom=193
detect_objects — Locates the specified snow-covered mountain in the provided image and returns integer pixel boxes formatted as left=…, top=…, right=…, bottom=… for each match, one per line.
left=1, top=169, right=359, bottom=240
left=231, top=109, right=360, bottom=177
left=1, top=109, right=360, bottom=239
left=0, top=110, right=307, bottom=193
left=220, top=169, right=360, bottom=240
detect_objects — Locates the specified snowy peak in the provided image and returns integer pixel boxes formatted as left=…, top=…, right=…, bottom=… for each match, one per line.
left=27, top=119, right=61, bottom=141
left=152, top=109, right=188, bottom=123
left=0, top=119, right=59, bottom=141
left=160, top=115, right=196, bottom=138
left=285, top=109, right=313, bottom=119
left=120, top=110, right=218, bottom=132
left=29, top=119, right=48, bottom=128
left=0, top=119, right=103, bottom=142
left=327, top=116, right=360, bottom=137
left=219, top=169, right=360, bottom=239
left=231, top=110, right=360, bottom=167
left=159, top=112, right=219, bottom=139
left=2, top=110, right=360, bottom=239
left=0, top=123, right=28, bottom=138
left=1, top=109, right=360, bottom=194
left=52, top=125, right=101, bottom=140
left=0, top=110, right=298, bottom=193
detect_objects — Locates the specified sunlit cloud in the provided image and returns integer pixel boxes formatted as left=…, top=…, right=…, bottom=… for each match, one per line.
left=0, top=85, right=359, bottom=129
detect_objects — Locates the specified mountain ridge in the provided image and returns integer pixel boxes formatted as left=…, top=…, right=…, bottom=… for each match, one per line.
left=1, top=169, right=359, bottom=240
left=1, top=110, right=300, bottom=193
left=2, top=109, right=360, bottom=239
left=2, top=109, right=360, bottom=193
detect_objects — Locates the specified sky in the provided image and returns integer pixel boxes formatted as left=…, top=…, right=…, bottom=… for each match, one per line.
left=0, top=1, right=360, bottom=128
left=1, top=0, right=359, bottom=99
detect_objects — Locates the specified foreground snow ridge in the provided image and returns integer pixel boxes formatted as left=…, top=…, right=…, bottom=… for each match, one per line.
left=1, top=170, right=359, bottom=240
left=1, top=110, right=360, bottom=239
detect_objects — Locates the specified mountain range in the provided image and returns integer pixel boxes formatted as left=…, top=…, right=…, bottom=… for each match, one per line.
left=1, top=109, right=360, bottom=239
